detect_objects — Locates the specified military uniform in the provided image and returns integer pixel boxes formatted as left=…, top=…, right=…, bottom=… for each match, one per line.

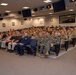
left=72, top=30, right=76, bottom=46
left=67, top=30, right=73, bottom=41
left=16, top=36, right=31, bottom=55
left=44, top=35, right=60, bottom=52
left=51, top=36, right=60, bottom=45
left=73, top=30, right=76, bottom=38
left=37, top=36, right=45, bottom=54
left=31, top=34, right=38, bottom=40
left=50, top=36, right=60, bottom=52
left=60, top=34, right=68, bottom=44
left=60, top=33, right=69, bottom=50
left=44, top=36, right=52, bottom=52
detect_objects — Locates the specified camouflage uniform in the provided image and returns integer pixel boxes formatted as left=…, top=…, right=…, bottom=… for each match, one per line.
left=51, top=36, right=60, bottom=45
left=44, top=35, right=60, bottom=52
left=37, top=36, right=45, bottom=54
left=44, top=36, right=52, bottom=52
left=60, top=34, right=68, bottom=44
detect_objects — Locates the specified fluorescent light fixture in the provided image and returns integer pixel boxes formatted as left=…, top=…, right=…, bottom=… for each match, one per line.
left=44, top=0, right=52, bottom=3
left=72, top=0, right=75, bottom=1
left=66, top=7, right=67, bottom=9
left=31, top=10, right=35, bottom=14
left=67, top=16, right=71, bottom=17
left=49, top=13, right=53, bottom=14
left=32, top=15, right=36, bottom=16
left=14, top=17, right=19, bottom=19
left=5, top=10, right=11, bottom=13
left=0, top=3, right=8, bottom=6
left=23, top=6, right=29, bottom=9
left=69, top=9, right=74, bottom=11
left=70, top=0, right=75, bottom=2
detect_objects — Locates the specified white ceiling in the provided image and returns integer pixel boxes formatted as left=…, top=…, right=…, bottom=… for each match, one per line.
left=0, top=0, right=59, bottom=13
left=0, top=0, right=76, bottom=18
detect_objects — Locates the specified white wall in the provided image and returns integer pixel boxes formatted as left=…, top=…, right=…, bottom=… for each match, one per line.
left=0, top=13, right=76, bottom=32
left=0, top=18, right=33, bottom=32
left=0, top=18, right=21, bottom=32
left=45, top=15, right=59, bottom=27
left=45, top=14, right=76, bottom=27
left=32, top=17, right=45, bottom=27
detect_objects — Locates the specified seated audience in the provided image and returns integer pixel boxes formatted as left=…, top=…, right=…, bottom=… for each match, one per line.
left=16, top=32, right=31, bottom=56
left=0, top=26, right=76, bottom=57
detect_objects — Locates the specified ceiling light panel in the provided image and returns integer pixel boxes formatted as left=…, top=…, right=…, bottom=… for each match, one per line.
left=23, top=7, right=29, bottom=9
left=49, top=13, right=53, bottom=14
left=32, top=15, right=36, bottom=16
left=0, top=3, right=8, bottom=6
left=69, top=9, right=74, bottom=11
left=5, top=10, right=11, bottom=13
left=44, top=0, right=52, bottom=3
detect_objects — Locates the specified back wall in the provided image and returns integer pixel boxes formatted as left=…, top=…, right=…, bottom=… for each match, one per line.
left=0, top=13, right=76, bottom=32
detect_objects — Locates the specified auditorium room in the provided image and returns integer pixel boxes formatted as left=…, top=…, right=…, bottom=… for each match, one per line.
left=0, top=0, right=76, bottom=75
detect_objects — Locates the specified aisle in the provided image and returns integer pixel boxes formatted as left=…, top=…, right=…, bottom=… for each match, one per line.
left=0, top=47, right=76, bottom=75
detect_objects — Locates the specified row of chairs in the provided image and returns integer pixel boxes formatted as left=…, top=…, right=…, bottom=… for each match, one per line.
left=1, top=38, right=75, bottom=57
left=26, top=39, right=37, bottom=56
left=25, top=38, right=76, bottom=56
left=49, top=38, right=76, bottom=56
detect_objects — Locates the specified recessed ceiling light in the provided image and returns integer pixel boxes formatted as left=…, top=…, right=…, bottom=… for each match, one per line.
left=49, top=13, right=53, bottom=14
left=31, top=10, right=35, bottom=14
left=72, top=0, right=75, bottom=1
left=23, top=7, right=29, bottom=9
left=69, top=9, right=74, bottom=11
left=44, top=0, right=52, bottom=3
left=5, top=10, right=11, bottom=13
left=32, top=15, right=36, bottom=16
left=0, top=3, right=8, bottom=6
left=66, top=7, right=67, bottom=9
left=70, top=0, right=75, bottom=2
left=67, top=15, right=71, bottom=17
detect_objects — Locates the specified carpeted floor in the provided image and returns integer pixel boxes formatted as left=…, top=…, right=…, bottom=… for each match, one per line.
left=0, top=47, right=76, bottom=75
left=49, top=46, right=76, bottom=59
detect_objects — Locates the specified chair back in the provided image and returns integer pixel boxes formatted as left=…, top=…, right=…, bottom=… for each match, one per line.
left=30, top=39, right=37, bottom=47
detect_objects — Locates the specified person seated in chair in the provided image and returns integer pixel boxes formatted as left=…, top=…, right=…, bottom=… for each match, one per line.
left=1, top=32, right=12, bottom=50
left=7, top=31, right=22, bottom=52
left=0, top=33, right=3, bottom=48
left=72, top=27, right=76, bottom=46
left=7, top=31, right=16, bottom=51
left=39, top=31, right=53, bottom=58
left=37, top=32, right=45, bottom=56
left=44, top=32, right=60, bottom=57
left=44, top=32, right=52, bottom=56
left=67, top=28, right=74, bottom=42
left=60, top=30, right=69, bottom=50
left=16, top=32, right=31, bottom=56
left=1, top=32, right=7, bottom=49
left=31, top=32, right=38, bottom=39
left=50, top=32, right=60, bottom=52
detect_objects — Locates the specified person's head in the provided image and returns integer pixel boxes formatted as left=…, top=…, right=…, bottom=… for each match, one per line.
left=24, top=32, right=28, bottom=37
left=39, top=32, right=43, bottom=37
left=70, top=28, right=74, bottom=32
left=16, top=31, right=21, bottom=36
left=74, top=27, right=76, bottom=30
left=12, top=31, right=16, bottom=36
left=45, top=32, right=50, bottom=37
left=61, top=31, right=65, bottom=36
left=54, top=32, right=58, bottom=38
left=8, top=32, right=12, bottom=36
left=33, top=32, right=37, bottom=36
